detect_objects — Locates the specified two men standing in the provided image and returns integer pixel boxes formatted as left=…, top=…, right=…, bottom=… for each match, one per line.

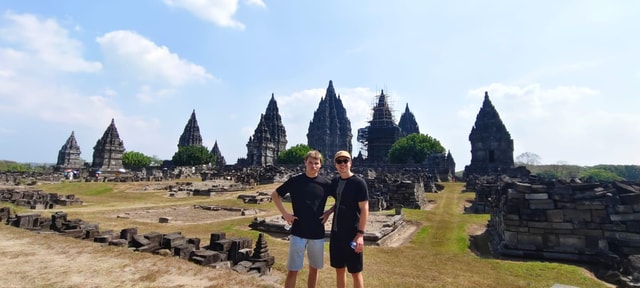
left=272, top=150, right=369, bottom=288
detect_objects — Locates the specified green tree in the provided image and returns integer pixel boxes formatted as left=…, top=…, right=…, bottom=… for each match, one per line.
left=388, top=133, right=446, bottom=164
left=171, top=146, right=213, bottom=166
left=278, top=144, right=313, bottom=164
left=580, top=168, right=623, bottom=182
left=122, top=151, right=152, bottom=171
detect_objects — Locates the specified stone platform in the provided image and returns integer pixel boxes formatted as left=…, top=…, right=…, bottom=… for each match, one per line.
left=249, top=211, right=406, bottom=246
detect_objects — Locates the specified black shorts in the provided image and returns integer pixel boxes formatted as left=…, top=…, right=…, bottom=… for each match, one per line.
left=329, top=232, right=363, bottom=273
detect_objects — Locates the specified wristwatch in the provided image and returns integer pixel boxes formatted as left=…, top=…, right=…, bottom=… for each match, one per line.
left=356, top=229, right=365, bottom=234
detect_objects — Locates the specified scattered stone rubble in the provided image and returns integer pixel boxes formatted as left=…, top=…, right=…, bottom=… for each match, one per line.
left=467, top=175, right=640, bottom=288
left=0, top=188, right=82, bottom=209
left=237, top=191, right=272, bottom=204
left=1, top=208, right=274, bottom=276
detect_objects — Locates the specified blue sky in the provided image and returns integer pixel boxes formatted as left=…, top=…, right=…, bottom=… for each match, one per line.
left=0, top=1, right=638, bottom=168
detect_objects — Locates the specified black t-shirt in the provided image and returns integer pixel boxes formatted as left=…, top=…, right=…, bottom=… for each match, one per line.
left=329, top=175, right=368, bottom=235
left=276, top=173, right=331, bottom=239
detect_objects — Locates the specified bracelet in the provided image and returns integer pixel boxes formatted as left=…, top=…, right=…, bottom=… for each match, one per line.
left=356, top=229, right=364, bottom=234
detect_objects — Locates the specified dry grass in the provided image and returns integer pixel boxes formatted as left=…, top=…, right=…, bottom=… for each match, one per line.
left=0, top=181, right=613, bottom=288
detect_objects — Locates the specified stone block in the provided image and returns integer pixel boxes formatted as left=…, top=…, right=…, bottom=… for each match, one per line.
left=545, top=210, right=564, bottom=223
left=528, top=199, right=555, bottom=210
left=591, top=210, right=610, bottom=224
left=144, top=232, right=163, bottom=246
left=528, top=221, right=573, bottom=230
left=210, top=232, right=226, bottom=243
left=211, top=239, right=232, bottom=252
left=518, top=233, right=543, bottom=249
left=162, top=233, right=185, bottom=249
left=558, top=234, right=586, bottom=250
left=174, top=244, right=195, bottom=260
left=610, top=213, right=640, bottom=221
left=120, top=227, right=137, bottom=242
left=563, top=209, right=591, bottom=223
left=525, top=193, right=548, bottom=200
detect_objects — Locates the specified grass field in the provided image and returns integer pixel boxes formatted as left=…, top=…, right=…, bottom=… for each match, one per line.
left=0, top=181, right=613, bottom=288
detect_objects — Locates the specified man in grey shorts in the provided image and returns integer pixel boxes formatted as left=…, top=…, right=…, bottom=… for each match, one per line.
left=272, top=150, right=332, bottom=288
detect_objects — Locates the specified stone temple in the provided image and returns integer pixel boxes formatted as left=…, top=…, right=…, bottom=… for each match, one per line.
left=240, top=94, right=287, bottom=166
left=210, top=140, right=226, bottom=168
left=178, top=109, right=203, bottom=148
left=55, top=131, right=84, bottom=171
left=463, top=91, right=514, bottom=179
left=91, top=118, right=125, bottom=172
left=307, top=80, right=353, bottom=160
left=358, top=90, right=403, bottom=163
left=398, top=103, right=420, bottom=135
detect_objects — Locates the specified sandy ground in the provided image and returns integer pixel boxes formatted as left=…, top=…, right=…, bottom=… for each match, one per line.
left=0, top=224, right=283, bottom=288
left=0, top=181, right=422, bottom=288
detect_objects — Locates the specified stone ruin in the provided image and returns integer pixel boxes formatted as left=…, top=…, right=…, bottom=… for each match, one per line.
left=307, top=80, right=353, bottom=159
left=463, top=92, right=515, bottom=180
left=0, top=188, right=82, bottom=209
left=177, top=110, right=204, bottom=148
left=249, top=211, right=406, bottom=247
left=238, top=94, right=288, bottom=167
left=467, top=175, right=640, bottom=287
left=55, top=131, right=85, bottom=171
left=91, top=118, right=125, bottom=174
left=1, top=209, right=274, bottom=276
left=346, top=166, right=442, bottom=211
left=359, top=89, right=403, bottom=163
left=237, top=191, right=272, bottom=204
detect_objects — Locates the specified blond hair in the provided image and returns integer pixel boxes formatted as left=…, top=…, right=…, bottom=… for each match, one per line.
left=305, top=150, right=324, bottom=164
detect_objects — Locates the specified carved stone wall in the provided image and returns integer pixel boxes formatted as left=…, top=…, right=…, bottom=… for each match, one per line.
left=471, top=176, right=640, bottom=286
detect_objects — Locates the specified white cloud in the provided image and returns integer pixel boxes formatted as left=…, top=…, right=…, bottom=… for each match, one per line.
left=135, top=85, right=176, bottom=103
left=245, top=0, right=266, bottom=8
left=163, top=0, right=258, bottom=29
left=96, top=30, right=214, bottom=87
left=0, top=11, right=101, bottom=73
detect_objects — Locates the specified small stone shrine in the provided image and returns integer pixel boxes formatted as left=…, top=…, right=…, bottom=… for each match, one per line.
left=307, top=80, right=353, bottom=159
left=210, top=140, right=226, bottom=168
left=55, top=131, right=84, bottom=171
left=91, top=118, right=125, bottom=172
left=463, top=91, right=515, bottom=179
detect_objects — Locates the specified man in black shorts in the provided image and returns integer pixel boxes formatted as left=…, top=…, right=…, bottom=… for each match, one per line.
left=329, top=150, right=369, bottom=288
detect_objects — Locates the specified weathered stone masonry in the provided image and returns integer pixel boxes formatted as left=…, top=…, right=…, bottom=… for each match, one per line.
left=485, top=179, right=640, bottom=258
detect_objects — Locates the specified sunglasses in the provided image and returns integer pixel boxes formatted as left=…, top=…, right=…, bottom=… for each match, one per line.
left=335, top=159, right=350, bottom=164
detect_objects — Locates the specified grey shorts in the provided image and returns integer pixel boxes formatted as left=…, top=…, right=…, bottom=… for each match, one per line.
left=287, top=235, right=325, bottom=271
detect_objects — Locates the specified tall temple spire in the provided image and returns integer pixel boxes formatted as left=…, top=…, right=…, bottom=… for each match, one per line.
left=363, top=90, right=402, bottom=163
left=178, top=109, right=203, bottom=148
left=263, top=93, right=287, bottom=156
left=92, top=118, right=126, bottom=171
left=245, top=114, right=276, bottom=166
left=56, top=131, right=84, bottom=170
left=398, top=103, right=420, bottom=135
left=307, top=80, right=353, bottom=159
left=463, top=91, right=514, bottom=179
